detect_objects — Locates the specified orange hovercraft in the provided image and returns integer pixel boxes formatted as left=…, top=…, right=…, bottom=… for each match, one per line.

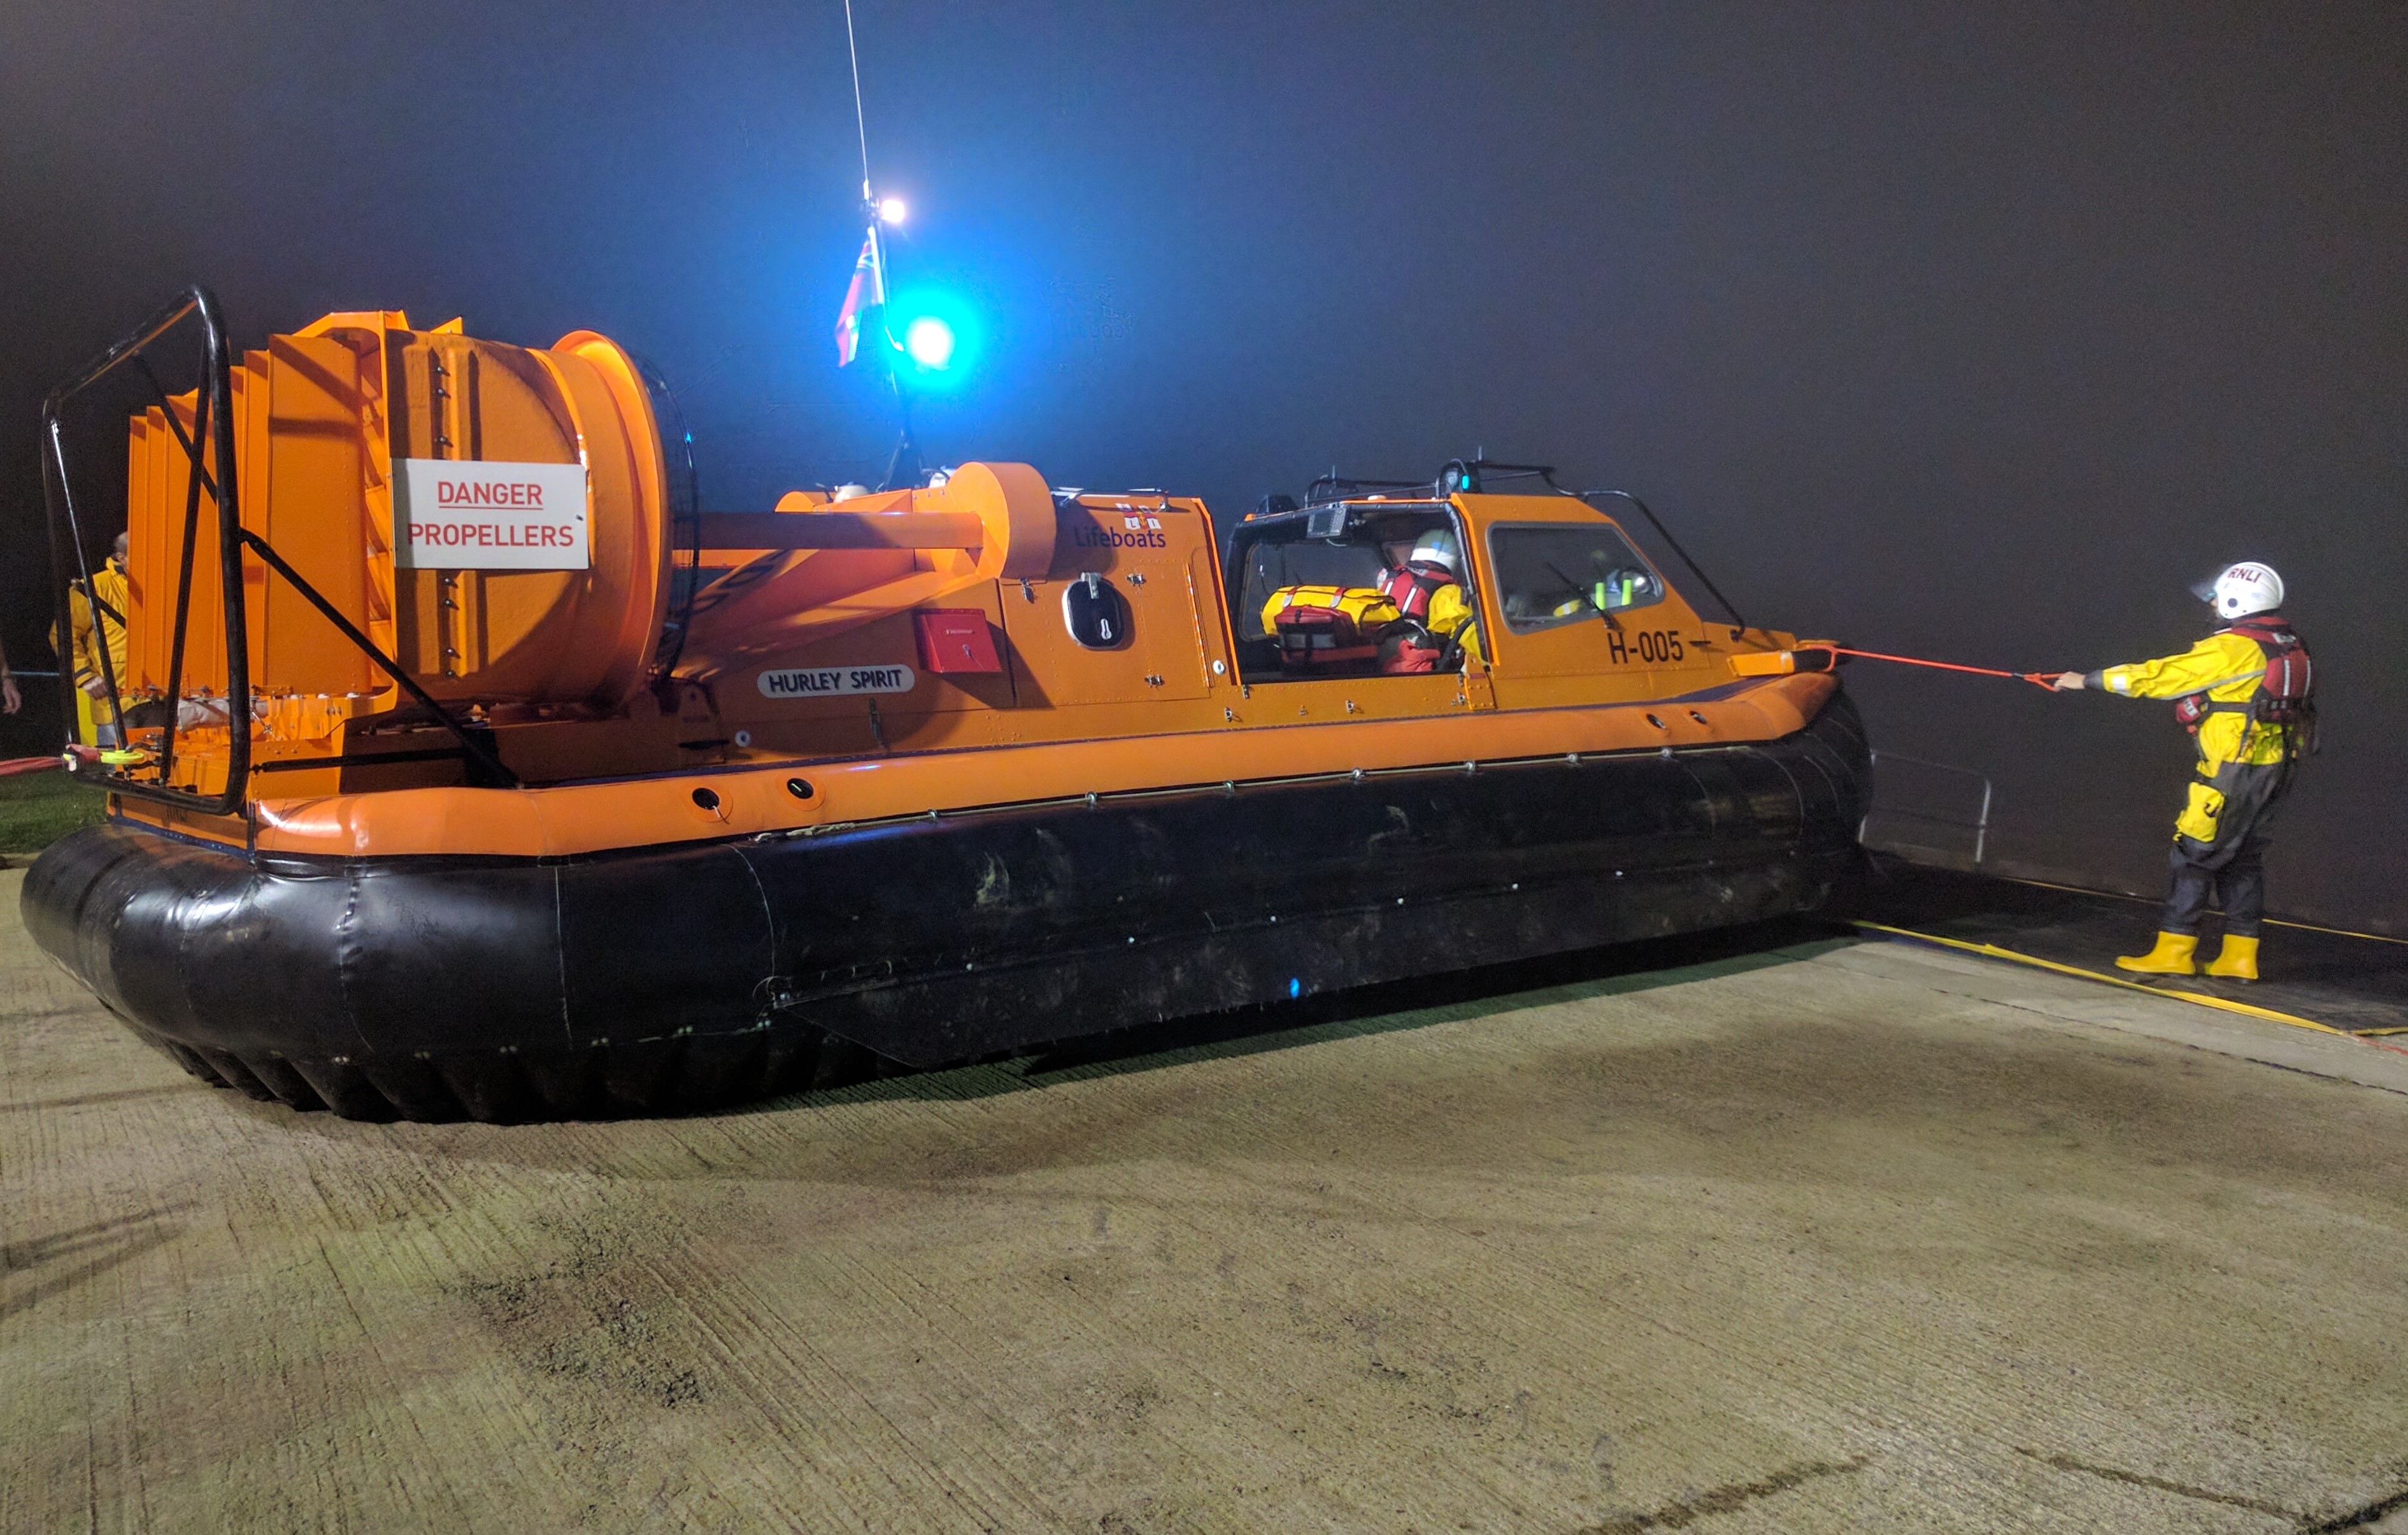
left=25, top=292, right=1867, bottom=1122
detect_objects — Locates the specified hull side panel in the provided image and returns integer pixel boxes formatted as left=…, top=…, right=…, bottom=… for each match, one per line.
left=22, top=694, right=1870, bottom=1120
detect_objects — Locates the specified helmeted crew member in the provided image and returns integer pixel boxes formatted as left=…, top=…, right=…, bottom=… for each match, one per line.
left=1375, top=529, right=1480, bottom=669
left=54, top=532, right=131, bottom=748
left=2050, top=562, right=2312, bottom=982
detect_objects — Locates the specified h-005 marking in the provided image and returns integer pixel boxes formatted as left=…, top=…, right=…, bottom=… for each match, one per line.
left=1607, top=630, right=1686, bottom=664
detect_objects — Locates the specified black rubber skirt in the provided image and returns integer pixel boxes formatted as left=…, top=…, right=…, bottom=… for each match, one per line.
left=23, top=694, right=1870, bottom=1121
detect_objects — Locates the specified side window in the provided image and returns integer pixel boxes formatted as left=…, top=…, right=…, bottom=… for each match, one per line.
left=1487, top=524, right=1664, bottom=634
left=1233, top=536, right=1388, bottom=641
left=1227, top=510, right=1478, bottom=682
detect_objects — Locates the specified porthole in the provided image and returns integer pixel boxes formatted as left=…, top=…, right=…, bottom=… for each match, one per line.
left=691, top=786, right=722, bottom=811
left=785, top=777, right=815, bottom=799
left=1063, top=572, right=1131, bottom=649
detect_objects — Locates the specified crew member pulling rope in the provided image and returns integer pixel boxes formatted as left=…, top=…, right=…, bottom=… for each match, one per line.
left=1804, top=566, right=2314, bottom=982
left=2045, top=562, right=2312, bottom=982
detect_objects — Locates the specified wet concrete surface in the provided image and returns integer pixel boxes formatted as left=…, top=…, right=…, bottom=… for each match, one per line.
left=4, top=867, right=2406, bottom=1532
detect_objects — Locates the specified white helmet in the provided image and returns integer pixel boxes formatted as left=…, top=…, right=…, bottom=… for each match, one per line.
left=2190, top=562, right=2284, bottom=620
left=1407, top=528, right=1461, bottom=575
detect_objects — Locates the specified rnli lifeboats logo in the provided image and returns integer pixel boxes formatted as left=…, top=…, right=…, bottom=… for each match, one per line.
left=394, top=459, right=590, bottom=571
left=755, top=664, right=917, bottom=699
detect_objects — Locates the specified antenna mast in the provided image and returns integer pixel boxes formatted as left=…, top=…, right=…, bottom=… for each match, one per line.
left=843, top=0, right=873, bottom=208
left=842, top=0, right=919, bottom=488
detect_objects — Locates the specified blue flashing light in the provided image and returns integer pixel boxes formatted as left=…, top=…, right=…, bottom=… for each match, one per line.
left=903, top=315, right=955, bottom=370
left=883, top=284, right=981, bottom=391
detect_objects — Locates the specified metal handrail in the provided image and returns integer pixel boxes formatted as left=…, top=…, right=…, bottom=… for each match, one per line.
left=41, top=287, right=250, bottom=815
left=40, top=287, right=524, bottom=806
left=1861, top=749, right=1994, bottom=865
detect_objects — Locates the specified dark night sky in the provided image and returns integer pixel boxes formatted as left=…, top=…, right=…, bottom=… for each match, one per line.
left=4, top=2, right=2402, bottom=928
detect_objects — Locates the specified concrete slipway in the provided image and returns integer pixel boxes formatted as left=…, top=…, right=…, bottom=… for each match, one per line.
left=4, top=866, right=2405, bottom=1533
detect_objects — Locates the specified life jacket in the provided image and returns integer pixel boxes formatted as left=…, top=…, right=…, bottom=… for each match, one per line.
left=1376, top=562, right=1455, bottom=622
left=2174, top=614, right=2314, bottom=752
left=1261, top=585, right=1402, bottom=669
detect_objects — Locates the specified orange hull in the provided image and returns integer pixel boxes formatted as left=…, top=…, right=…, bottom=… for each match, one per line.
left=32, top=299, right=1871, bottom=1120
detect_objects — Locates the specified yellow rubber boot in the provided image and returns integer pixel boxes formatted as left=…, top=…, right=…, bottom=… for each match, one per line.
left=2204, top=934, right=2260, bottom=981
left=2115, top=931, right=2198, bottom=976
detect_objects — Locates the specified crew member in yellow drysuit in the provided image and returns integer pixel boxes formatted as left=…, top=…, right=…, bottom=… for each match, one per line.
left=54, top=532, right=131, bottom=747
left=2051, top=562, right=2310, bottom=981
left=1374, top=529, right=1482, bottom=671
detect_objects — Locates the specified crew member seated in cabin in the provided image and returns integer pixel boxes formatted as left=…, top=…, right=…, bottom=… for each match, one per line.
left=1240, top=510, right=1485, bottom=680
left=1499, top=562, right=1661, bottom=627
left=1259, top=562, right=1483, bottom=675
left=1370, top=531, right=1479, bottom=673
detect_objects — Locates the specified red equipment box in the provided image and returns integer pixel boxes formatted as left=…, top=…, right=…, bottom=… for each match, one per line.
left=913, top=608, right=1004, bottom=674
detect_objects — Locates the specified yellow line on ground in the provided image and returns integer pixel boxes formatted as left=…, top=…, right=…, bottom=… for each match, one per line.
left=1851, top=920, right=2353, bottom=1037
left=1999, top=876, right=2407, bottom=946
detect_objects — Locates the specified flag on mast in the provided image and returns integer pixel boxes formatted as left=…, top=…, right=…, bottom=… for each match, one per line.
left=834, top=224, right=887, bottom=368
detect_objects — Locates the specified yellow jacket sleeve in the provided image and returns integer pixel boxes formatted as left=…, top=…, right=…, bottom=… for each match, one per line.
left=64, top=589, right=101, bottom=687
left=2094, top=633, right=2265, bottom=701
left=1427, top=583, right=1473, bottom=638
left=1427, top=584, right=1485, bottom=664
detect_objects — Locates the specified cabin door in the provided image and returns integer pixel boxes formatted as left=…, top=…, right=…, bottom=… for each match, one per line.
left=1476, top=520, right=1689, bottom=710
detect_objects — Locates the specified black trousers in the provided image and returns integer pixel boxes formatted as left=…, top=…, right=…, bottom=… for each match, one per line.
left=2162, top=760, right=2290, bottom=938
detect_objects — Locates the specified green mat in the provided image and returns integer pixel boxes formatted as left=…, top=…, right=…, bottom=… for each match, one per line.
left=0, top=769, right=106, bottom=854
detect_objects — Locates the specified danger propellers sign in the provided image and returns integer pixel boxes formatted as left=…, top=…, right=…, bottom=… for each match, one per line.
left=394, top=459, right=591, bottom=571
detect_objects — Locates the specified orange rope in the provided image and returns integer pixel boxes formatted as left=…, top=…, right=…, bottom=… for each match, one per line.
left=1805, top=645, right=2058, bottom=689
